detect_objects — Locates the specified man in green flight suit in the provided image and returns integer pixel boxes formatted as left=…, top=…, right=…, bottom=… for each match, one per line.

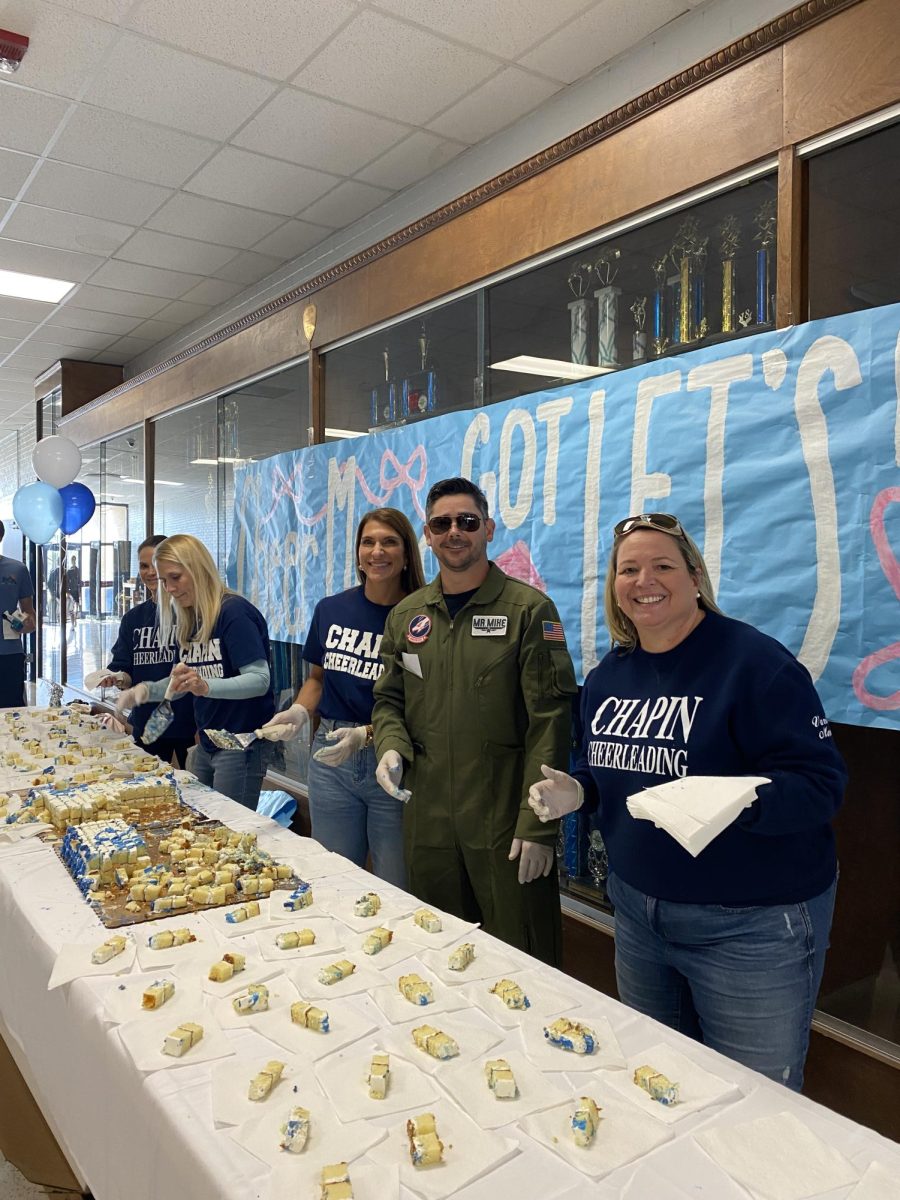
left=372, top=477, right=577, bottom=965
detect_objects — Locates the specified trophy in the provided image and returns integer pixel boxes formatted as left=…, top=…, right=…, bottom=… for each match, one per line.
left=369, top=346, right=397, bottom=428
left=650, top=254, right=669, bottom=357
left=669, top=216, right=707, bottom=344
left=587, top=829, right=609, bottom=889
left=630, top=296, right=647, bottom=362
left=401, top=322, right=438, bottom=418
left=593, top=248, right=621, bottom=368
left=718, top=215, right=741, bottom=333
left=754, top=198, right=777, bottom=326
left=567, top=261, right=592, bottom=365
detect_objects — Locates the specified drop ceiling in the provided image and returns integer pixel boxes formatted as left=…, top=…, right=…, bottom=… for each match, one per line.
left=0, top=0, right=711, bottom=435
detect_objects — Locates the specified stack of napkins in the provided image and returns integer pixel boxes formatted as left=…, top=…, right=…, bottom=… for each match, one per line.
left=626, top=775, right=770, bottom=856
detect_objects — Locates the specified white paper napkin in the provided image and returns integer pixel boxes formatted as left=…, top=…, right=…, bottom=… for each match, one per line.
left=134, top=918, right=211, bottom=971
left=370, top=965, right=470, bottom=1024
left=186, top=955, right=283, bottom=999
left=315, top=1044, right=440, bottom=1121
left=606, top=1043, right=741, bottom=1123
left=275, top=851, right=357, bottom=881
left=381, top=1009, right=503, bottom=1075
left=388, top=908, right=480, bottom=950
left=48, top=935, right=137, bottom=989
left=100, top=969, right=193, bottom=1025
left=202, top=900, right=279, bottom=939
left=324, top=890, right=419, bottom=932
left=461, top=970, right=578, bottom=1029
left=520, top=1087, right=674, bottom=1179
left=117, top=1006, right=233, bottom=1072
left=438, top=1048, right=568, bottom=1130
left=626, top=775, right=769, bottom=857
left=417, top=942, right=515, bottom=986
left=248, top=995, right=377, bottom=1062
left=210, top=971, right=296, bottom=1029
left=210, top=1052, right=304, bottom=1126
left=289, top=955, right=386, bottom=1000
left=517, top=1008, right=626, bottom=1072
left=265, top=884, right=341, bottom=923
left=345, top=926, right=420, bottom=971
left=848, top=1161, right=900, bottom=1200
left=230, top=1091, right=386, bottom=1169
left=368, top=1097, right=519, bottom=1200
left=253, top=916, right=343, bottom=960
left=270, top=1160, right=398, bottom=1200
left=695, top=1110, right=859, bottom=1200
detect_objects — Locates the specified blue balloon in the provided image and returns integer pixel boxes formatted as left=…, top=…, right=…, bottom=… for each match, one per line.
left=58, top=482, right=96, bottom=535
left=12, top=481, right=63, bottom=544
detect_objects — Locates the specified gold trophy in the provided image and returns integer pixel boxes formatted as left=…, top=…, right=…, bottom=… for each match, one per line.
left=719, top=215, right=741, bottom=334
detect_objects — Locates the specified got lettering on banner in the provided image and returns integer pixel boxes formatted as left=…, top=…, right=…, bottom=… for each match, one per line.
left=228, top=304, right=900, bottom=731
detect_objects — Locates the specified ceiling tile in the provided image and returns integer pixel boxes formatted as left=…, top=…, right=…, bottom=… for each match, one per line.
left=145, top=193, right=284, bottom=249
left=50, top=105, right=217, bottom=188
left=185, top=147, right=337, bottom=215
left=0, top=297, right=55, bottom=322
left=23, top=160, right=173, bottom=225
left=233, top=89, right=409, bottom=175
left=45, top=307, right=142, bottom=336
left=152, top=299, right=214, bottom=325
left=1, top=203, right=134, bottom=256
left=373, top=0, right=596, bottom=59
left=126, top=318, right=185, bottom=342
left=250, top=218, right=331, bottom=260
left=176, top=279, right=243, bottom=307
left=291, top=10, right=499, bottom=124
left=49, top=2, right=134, bottom=20
left=100, top=334, right=157, bottom=358
left=428, top=67, right=561, bottom=143
left=0, top=237, right=103, bottom=282
left=0, top=319, right=35, bottom=340
left=355, top=130, right=465, bottom=190
left=89, top=350, right=128, bottom=364
left=64, top=285, right=168, bottom=318
left=0, top=83, right=69, bottom=155
left=299, top=179, right=393, bottom=228
left=29, top=326, right=117, bottom=352
left=114, top=229, right=238, bottom=275
left=88, top=260, right=205, bottom=299
left=518, top=0, right=688, bottom=84
left=0, top=148, right=38, bottom=200
left=5, top=1, right=119, bottom=100
left=213, top=250, right=285, bottom=286
left=82, top=33, right=277, bottom=141
left=127, top=0, right=358, bottom=81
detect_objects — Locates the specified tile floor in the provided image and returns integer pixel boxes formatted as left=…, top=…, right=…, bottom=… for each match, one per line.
left=0, top=1152, right=52, bottom=1198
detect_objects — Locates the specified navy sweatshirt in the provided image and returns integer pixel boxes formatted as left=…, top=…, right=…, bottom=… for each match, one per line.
left=573, top=610, right=847, bottom=905
left=108, top=600, right=195, bottom=744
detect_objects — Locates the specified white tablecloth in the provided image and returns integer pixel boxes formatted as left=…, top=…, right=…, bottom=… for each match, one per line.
left=0, top=780, right=897, bottom=1200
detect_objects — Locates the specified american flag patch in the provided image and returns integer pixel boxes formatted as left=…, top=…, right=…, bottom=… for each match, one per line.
left=542, top=620, right=565, bottom=642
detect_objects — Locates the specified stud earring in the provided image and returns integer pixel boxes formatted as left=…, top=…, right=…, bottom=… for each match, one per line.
left=696, top=590, right=701, bottom=599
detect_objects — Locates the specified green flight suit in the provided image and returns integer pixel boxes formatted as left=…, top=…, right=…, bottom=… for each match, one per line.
left=373, top=562, right=578, bottom=965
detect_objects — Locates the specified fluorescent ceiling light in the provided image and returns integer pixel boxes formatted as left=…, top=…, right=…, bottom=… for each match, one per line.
left=325, top=427, right=367, bottom=439
left=0, top=268, right=75, bottom=304
left=122, top=477, right=183, bottom=486
left=190, top=457, right=219, bottom=465
left=490, top=356, right=614, bottom=380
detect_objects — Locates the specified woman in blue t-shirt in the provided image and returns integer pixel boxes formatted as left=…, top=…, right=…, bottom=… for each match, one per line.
left=99, top=534, right=196, bottom=767
left=122, top=533, right=275, bottom=809
left=260, top=508, right=425, bottom=885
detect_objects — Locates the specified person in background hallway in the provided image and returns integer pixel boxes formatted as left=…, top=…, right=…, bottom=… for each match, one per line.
left=0, top=519, right=36, bottom=708
left=259, top=508, right=425, bottom=887
left=65, top=554, right=81, bottom=629
left=119, top=534, right=275, bottom=809
left=528, top=511, right=847, bottom=1089
left=96, top=535, right=196, bottom=767
left=373, top=478, right=577, bottom=964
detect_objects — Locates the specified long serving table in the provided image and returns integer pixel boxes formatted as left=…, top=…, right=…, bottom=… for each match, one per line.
left=0, top=779, right=898, bottom=1200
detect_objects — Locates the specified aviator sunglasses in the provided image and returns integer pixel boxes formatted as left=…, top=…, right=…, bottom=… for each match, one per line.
left=614, top=512, right=684, bottom=538
left=426, top=511, right=483, bottom=534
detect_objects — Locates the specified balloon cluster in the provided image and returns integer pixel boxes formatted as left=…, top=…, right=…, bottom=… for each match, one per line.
left=12, top=437, right=96, bottom=544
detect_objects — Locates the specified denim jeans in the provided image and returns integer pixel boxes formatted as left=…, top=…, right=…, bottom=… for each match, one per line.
left=308, top=719, right=407, bottom=888
left=187, top=739, right=273, bottom=811
left=606, top=871, right=837, bottom=1090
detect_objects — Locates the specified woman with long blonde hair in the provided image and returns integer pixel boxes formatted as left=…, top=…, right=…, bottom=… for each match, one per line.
left=140, top=533, right=275, bottom=808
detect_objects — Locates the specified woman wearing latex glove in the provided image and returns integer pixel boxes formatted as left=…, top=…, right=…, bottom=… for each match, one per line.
left=375, top=748, right=411, bottom=804
left=104, top=535, right=196, bottom=767
left=115, top=682, right=149, bottom=711
left=528, top=763, right=584, bottom=822
left=283, top=509, right=424, bottom=886
left=257, top=701, right=310, bottom=742
left=508, top=837, right=555, bottom=884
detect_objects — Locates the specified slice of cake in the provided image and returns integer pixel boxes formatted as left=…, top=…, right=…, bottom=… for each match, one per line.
left=162, top=1021, right=203, bottom=1057
left=319, top=1161, right=353, bottom=1200
left=447, top=942, right=475, bottom=971
left=362, top=926, right=392, bottom=955
left=484, top=1057, right=517, bottom=1098
left=141, top=979, right=175, bottom=1009
left=411, top=1024, right=459, bottom=1059
left=406, top=1112, right=444, bottom=1166
left=413, top=907, right=442, bottom=933
left=367, top=1052, right=390, bottom=1099
left=543, top=1016, right=596, bottom=1055
left=633, top=1065, right=679, bottom=1105
left=232, top=982, right=269, bottom=1014
left=276, top=928, right=316, bottom=950
left=317, top=959, right=355, bottom=986
left=571, top=1096, right=601, bottom=1145
left=91, top=934, right=127, bottom=964
left=279, top=1106, right=310, bottom=1153
left=291, top=1000, right=329, bottom=1032
left=489, top=978, right=530, bottom=1009
left=248, top=1059, right=285, bottom=1101
left=398, top=973, right=434, bottom=1005
left=353, top=891, right=381, bottom=917
left=283, top=880, right=313, bottom=910
left=225, top=900, right=261, bottom=924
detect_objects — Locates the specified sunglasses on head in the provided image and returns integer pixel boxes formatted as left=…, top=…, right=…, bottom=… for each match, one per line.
left=427, top=512, right=483, bottom=534
left=614, top=512, right=684, bottom=538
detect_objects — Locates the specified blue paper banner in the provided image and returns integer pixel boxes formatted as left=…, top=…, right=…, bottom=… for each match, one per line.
left=228, top=304, right=900, bottom=730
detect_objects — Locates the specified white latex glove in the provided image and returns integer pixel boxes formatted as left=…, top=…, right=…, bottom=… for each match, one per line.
left=115, top=682, right=149, bottom=712
left=508, top=837, right=555, bottom=885
left=527, top=764, right=584, bottom=822
left=257, top=703, right=311, bottom=743
left=84, top=668, right=130, bottom=690
left=313, top=725, right=368, bottom=767
left=375, top=749, right=411, bottom=802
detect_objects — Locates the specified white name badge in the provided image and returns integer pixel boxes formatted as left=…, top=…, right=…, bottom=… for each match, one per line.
left=471, top=615, right=508, bottom=637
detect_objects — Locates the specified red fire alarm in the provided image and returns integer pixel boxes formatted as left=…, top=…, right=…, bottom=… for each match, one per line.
left=0, top=29, right=29, bottom=74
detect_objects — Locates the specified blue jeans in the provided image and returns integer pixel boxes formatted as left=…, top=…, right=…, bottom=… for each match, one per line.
left=187, top=739, right=273, bottom=811
left=606, top=871, right=837, bottom=1091
left=308, top=719, right=407, bottom=888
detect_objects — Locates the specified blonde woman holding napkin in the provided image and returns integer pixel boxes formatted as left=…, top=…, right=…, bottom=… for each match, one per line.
left=528, top=512, right=846, bottom=1090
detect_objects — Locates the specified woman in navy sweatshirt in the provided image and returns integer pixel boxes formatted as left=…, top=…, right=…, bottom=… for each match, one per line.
left=529, top=512, right=846, bottom=1090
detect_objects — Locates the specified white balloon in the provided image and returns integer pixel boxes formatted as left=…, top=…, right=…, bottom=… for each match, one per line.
left=32, top=435, right=82, bottom=488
